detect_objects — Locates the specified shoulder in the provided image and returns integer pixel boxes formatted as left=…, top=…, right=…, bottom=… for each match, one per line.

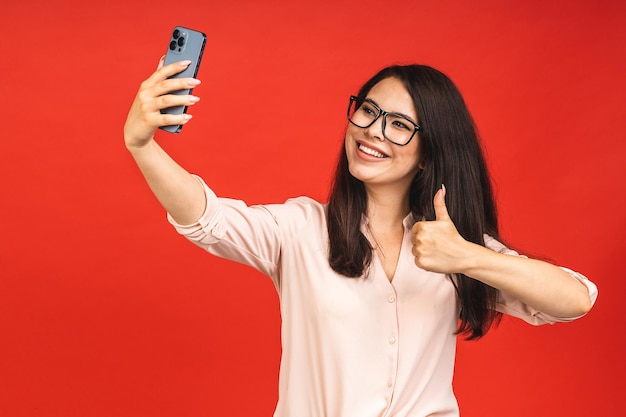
left=262, top=196, right=327, bottom=229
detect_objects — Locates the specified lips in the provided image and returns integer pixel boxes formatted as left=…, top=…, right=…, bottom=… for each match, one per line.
left=357, top=142, right=389, bottom=158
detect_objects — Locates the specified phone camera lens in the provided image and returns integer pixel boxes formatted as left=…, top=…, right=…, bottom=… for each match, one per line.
left=177, top=36, right=185, bottom=47
left=169, top=41, right=176, bottom=51
left=173, top=29, right=180, bottom=39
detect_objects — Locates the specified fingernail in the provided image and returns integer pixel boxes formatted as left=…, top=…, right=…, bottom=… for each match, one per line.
left=441, top=184, right=446, bottom=196
left=189, top=96, right=200, bottom=104
left=183, top=114, right=193, bottom=122
left=179, top=60, right=192, bottom=66
left=188, top=79, right=201, bottom=86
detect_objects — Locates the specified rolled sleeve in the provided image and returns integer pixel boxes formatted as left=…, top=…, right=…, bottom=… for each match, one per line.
left=485, top=236, right=598, bottom=325
left=167, top=175, right=224, bottom=245
left=496, top=267, right=597, bottom=325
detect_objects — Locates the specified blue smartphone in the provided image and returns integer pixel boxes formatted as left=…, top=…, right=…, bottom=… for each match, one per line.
left=159, top=26, right=206, bottom=134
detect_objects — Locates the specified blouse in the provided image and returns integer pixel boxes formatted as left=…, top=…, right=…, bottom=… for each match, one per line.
left=168, top=176, right=598, bottom=417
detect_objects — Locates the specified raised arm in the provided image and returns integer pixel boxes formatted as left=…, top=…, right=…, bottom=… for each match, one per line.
left=411, top=186, right=594, bottom=319
left=124, top=58, right=206, bottom=225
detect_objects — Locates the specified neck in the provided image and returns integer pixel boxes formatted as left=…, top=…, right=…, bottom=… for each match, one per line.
left=364, top=184, right=411, bottom=230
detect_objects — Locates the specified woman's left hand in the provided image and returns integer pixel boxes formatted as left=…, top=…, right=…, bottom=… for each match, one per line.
left=412, top=187, right=594, bottom=317
left=411, top=186, right=475, bottom=274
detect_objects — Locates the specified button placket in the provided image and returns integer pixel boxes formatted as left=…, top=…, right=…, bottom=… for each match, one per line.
left=382, top=287, right=399, bottom=416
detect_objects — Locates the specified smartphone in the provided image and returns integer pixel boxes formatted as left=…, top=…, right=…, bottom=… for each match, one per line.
left=159, top=26, right=206, bottom=134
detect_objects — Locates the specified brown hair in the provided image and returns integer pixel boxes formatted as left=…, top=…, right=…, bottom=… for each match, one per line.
left=327, top=64, right=502, bottom=339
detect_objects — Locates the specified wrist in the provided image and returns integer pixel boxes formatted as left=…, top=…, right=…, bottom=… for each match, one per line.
left=457, top=241, right=492, bottom=277
left=125, top=136, right=156, bottom=154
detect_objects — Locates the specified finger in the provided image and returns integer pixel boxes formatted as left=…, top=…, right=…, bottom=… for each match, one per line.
left=146, top=112, right=194, bottom=128
left=160, top=59, right=192, bottom=77
left=143, top=60, right=193, bottom=88
left=156, top=55, right=166, bottom=70
left=156, top=77, right=201, bottom=97
left=151, top=94, right=200, bottom=113
left=410, top=221, right=424, bottom=242
left=140, top=77, right=201, bottom=106
left=434, top=184, right=450, bottom=221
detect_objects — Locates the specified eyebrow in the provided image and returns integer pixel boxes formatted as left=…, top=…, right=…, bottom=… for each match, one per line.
left=365, top=98, right=418, bottom=125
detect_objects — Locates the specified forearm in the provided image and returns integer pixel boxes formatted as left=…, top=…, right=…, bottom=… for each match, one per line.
left=461, top=243, right=592, bottom=318
left=127, top=140, right=206, bottom=225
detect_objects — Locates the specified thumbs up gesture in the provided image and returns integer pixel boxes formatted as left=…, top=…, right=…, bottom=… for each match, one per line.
left=411, top=185, right=472, bottom=274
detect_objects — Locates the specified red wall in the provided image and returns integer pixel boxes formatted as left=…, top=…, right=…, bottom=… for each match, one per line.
left=1, top=1, right=624, bottom=415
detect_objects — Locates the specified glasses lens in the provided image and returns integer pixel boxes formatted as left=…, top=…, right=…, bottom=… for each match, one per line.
left=384, top=114, right=415, bottom=145
left=348, top=98, right=378, bottom=128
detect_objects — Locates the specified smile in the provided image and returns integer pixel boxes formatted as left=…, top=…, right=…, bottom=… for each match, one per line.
left=358, top=143, right=388, bottom=158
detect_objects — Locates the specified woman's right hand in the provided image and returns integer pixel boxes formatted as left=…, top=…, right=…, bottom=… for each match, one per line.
left=124, top=57, right=201, bottom=150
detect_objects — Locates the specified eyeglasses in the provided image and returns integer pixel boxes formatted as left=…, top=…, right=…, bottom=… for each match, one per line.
left=347, top=96, right=421, bottom=146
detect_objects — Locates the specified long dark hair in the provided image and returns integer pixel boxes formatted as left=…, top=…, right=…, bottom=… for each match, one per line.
left=327, top=64, right=502, bottom=340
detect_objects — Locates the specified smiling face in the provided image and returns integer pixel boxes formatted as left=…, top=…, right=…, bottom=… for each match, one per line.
left=345, top=77, right=423, bottom=194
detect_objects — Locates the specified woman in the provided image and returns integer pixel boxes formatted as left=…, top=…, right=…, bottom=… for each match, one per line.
left=124, top=58, right=597, bottom=416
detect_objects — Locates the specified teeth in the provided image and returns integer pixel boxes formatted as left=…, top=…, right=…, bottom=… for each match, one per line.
left=359, top=144, right=386, bottom=158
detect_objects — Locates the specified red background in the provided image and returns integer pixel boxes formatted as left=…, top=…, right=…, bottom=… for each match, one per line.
left=1, top=0, right=624, bottom=416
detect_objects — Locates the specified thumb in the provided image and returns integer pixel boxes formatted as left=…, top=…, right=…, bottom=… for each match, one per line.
left=434, top=184, right=450, bottom=221
left=157, top=55, right=166, bottom=70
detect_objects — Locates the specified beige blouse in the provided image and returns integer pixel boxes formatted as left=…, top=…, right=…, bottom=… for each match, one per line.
left=168, top=176, right=597, bottom=417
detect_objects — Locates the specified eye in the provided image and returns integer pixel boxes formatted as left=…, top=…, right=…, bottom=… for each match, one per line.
left=389, top=116, right=412, bottom=131
left=360, top=102, right=377, bottom=117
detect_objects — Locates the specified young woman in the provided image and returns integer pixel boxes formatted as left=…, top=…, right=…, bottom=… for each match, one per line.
left=124, top=58, right=597, bottom=416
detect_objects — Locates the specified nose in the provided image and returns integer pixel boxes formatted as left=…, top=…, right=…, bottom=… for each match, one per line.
left=365, top=115, right=385, bottom=142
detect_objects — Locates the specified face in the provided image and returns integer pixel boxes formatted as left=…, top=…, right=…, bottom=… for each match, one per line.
left=345, top=77, right=423, bottom=193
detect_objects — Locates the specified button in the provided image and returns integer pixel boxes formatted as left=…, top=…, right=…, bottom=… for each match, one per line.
left=389, top=336, right=396, bottom=344
left=388, top=295, right=396, bottom=303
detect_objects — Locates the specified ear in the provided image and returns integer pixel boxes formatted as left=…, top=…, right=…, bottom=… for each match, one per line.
left=417, top=156, right=427, bottom=171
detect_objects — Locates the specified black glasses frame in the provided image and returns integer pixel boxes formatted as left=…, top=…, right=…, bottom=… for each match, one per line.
left=347, top=96, right=421, bottom=146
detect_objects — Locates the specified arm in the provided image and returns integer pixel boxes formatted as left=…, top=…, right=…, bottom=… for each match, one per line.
left=456, top=240, right=592, bottom=318
left=124, top=57, right=206, bottom=225
left=411, top=186, right=594, bottom=319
